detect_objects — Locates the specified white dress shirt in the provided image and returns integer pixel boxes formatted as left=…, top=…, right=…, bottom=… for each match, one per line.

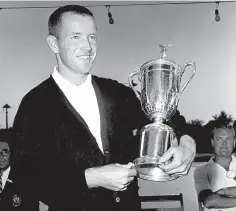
left=208, top=155, right=236, bottom=192
left=52, top=66, right=103, bottom=153
left=203, top=155, right=236, bottom=211
left=1, top=166, right=11, bottom=190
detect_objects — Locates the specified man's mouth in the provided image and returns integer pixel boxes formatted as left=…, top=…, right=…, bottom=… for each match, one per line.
left=77, top=55, right=91, bottom=60
left=220, top=148, right=229, bottom=151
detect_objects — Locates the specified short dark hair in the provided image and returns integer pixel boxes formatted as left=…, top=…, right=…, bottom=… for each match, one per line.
left=211, top=122, right=235, bottom=139
left=48, top=5, right=94, bottom=38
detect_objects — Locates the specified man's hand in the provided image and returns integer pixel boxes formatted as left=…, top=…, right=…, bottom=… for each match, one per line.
left=201, top=191, right=236, bottom=209
left=203, top=193, right=222, bottom=208
left=85, top=162, right=137, bottom=191
left=216, top=188, right=227, bottom=196
left=158, top=135, right=196, bottom=175
left=216, top=187, right=236, bottom=197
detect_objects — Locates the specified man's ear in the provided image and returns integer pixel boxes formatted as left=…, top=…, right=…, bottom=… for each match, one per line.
left=211, top=138, right=214, bottom=147
left=46, top=35, right=59, bottom=54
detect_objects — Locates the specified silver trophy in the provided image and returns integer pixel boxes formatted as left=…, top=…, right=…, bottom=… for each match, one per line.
left=129, top=44, right=196, bottom=181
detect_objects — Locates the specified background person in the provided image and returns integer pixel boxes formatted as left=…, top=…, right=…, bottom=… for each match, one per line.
left=194, top=122, right=236, bottom=211
left=0, top=130, right=39, bottom=211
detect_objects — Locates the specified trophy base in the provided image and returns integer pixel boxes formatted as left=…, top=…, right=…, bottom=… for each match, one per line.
left=134, top=158, right=179, bottom=182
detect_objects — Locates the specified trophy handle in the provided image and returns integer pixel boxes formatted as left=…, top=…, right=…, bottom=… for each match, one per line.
left=128, top=71, right=141, bottom=101
left=179, top=61, right=196, bottom=96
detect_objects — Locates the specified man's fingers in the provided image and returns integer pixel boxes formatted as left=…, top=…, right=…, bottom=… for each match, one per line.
left=159, top=161, right=182, bottom=173
left=121, top=177, right=135, bottom=190
left=116, top=162, right=134, bottom=169
left=164, top=160, right=189, bottom=174
left=127, top=176, right=135, bottom=183
left=114, top=163, right=137, bottom=177
left=164, top=147, right=194, bottom=174
left=114, top=177, right=134, bottom=191
left=159, top=148, right=184, bottom=172
left=172, top=163, right=191, bottom=176
left=120, top=186, right=127, bottom=191
left=128, top=168, right=137, bottom=177
left=158, top=148, right=175, bottom=164
left=115, top=163, right=137, bottom=177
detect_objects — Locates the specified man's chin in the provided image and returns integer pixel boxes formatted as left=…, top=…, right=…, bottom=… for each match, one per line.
left=219, top=151, right=231, bottom=157
left=74, top=65, right=92, bottom=75
left=76, top=61, right=93, bottom=72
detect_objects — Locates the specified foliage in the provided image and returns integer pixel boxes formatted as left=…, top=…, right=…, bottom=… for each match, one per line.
left=187, top=119, right=204, bottom=127
left=186, top=111, right=236, bottom=154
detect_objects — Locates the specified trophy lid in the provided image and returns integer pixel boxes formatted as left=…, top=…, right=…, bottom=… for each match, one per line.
left=140, top=44, right=182, bottom=75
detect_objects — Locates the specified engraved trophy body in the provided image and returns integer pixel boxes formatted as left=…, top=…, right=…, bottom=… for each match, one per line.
left=129, top=44, right=196, bottom=181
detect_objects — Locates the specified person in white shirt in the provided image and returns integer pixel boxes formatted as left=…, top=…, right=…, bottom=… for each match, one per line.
left=13, top=4, right=196, bottom=211
left=194, top=122, right=236, bottom=211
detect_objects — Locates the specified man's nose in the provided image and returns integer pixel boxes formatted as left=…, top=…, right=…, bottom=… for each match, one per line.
left=80, top=38, right=92, bottom=51
left=222, top=140, right=228, bottom=145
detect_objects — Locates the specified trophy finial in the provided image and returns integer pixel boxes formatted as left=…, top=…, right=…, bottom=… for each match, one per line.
left=159, top=44, right=171, bottom=59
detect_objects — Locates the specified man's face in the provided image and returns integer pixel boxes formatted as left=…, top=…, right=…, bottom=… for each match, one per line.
left=0, top=142, right=10, bottom=170
left=212, top=128, right=235, bottom=157
left=55, top=13, right=97, bottom=75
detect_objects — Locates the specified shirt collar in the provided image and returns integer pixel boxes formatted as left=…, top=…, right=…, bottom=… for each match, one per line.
left=52, top=65, right=92, bottom=90
left=1, top=166, right=10, bottom=178
left=207, top=154, right=236, bottom=165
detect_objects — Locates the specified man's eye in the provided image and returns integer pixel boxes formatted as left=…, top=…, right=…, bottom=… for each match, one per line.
left=90, top=35, right=97, bottom=41
left=71, top=35, right=80, bottom=39
left=0, top=149, right=9, bottom=155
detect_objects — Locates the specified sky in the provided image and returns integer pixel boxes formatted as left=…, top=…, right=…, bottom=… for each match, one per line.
left=0, top=1, right=236, bottom=128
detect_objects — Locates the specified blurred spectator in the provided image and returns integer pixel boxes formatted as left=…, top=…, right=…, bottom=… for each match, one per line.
left=0, top=130, right=39, bottom=211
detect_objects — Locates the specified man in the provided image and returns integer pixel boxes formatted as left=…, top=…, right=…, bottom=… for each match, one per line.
left=194, top=123, right=236, bottom=211
left=0, top=130, right=39, bottom=211
left=13, top=5, right=195, bottom=211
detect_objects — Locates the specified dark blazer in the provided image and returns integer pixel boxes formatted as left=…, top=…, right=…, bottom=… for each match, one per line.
left=0, top=167, right=39, bottom=211
left=12, top=75, right=187, bottom=211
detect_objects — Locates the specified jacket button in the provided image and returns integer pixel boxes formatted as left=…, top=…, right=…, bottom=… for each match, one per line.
left=20, top=151, right=25, bottom=156
left=116, top=197, right=120, bottom=203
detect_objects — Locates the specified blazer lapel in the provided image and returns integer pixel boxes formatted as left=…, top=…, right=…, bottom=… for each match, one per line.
left=92, top=76, right=118, bottom=163
left=92, top=77, right=109, bottom=154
